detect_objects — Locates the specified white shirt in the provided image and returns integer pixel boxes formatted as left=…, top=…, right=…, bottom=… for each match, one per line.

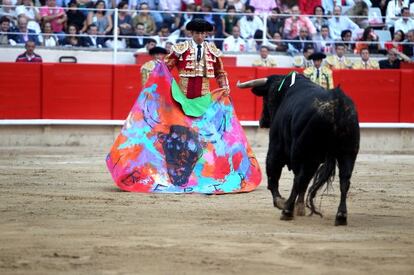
left=238, top=16, right=263, bottom=39
left=385, top=0, right=409, bottom=27
left=222, top=36, right=247, bottom=52
left=394, top=18, right=414, bottom=34
left=328, top=16, right=360, bottom=40
left=191, top=39, right=204, bottom=58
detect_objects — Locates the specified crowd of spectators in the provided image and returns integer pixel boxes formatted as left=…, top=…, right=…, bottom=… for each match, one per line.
left=0, top=0, right=414, bottom=61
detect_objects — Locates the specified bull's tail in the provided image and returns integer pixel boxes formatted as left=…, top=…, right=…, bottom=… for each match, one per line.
left=306, top=156, right=336, bottom=217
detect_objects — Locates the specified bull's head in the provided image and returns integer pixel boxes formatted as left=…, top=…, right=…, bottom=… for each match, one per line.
left=237, top=75, right=287, bottom=128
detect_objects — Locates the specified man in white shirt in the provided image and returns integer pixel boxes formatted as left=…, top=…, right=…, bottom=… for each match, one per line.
left=222, top=25, right=247, bottom=52
left=327, top=5, right=360, bottom=40
left=238, top=5, right=264, bottom=39
left=394, top=7, right=414, bottom=34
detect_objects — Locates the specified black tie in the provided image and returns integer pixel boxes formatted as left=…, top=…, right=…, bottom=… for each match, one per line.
left=316, top=69, right=320, bottom=79
left=197, top=44, right=202, bottom=62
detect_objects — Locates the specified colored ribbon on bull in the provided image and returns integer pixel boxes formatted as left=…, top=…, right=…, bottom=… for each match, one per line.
left=277, top=71, right=296, bottom=92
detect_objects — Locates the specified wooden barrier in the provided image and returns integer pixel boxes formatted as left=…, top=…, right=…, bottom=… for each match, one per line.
left=0, top=62, right=413, bottom=122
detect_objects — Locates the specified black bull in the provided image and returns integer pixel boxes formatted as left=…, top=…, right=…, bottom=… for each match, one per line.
left=238, top=73, right=360, bottom=226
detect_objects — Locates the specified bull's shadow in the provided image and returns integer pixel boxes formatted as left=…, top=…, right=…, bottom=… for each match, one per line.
left=238, top=72, right=360, bottom=226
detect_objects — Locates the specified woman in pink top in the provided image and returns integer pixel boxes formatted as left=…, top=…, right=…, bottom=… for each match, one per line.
left=39, top=0, right=66, bottom=33
left=283, top=5, right=316, bottom=39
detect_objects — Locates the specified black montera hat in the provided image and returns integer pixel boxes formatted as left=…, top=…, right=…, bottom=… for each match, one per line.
left=185, top=18, right=213, bottom=32
left=308, top=52, right=327, bottom=61
left=149, top=46, right=168, bottom=55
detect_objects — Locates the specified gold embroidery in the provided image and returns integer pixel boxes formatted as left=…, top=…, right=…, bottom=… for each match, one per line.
left=172, top=41, right=189, bottom=54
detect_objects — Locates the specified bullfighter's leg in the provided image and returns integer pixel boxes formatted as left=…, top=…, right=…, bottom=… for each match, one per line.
left=281, top=163, right=318, bottom=220
left=335, top=153, right=357, bottom=226
left=266, top=149, right=285, bottom=209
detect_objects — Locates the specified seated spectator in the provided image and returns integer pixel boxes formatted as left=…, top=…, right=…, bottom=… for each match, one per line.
left=134, top=37, right=157, bottom=53
left=248, top=29, right=278, bottom=52
left=326, top=43, right=353, bottom=69
left=39, top=21, right=59, bottom=47
left=394, top=7, right=414, bottom=34
left=222, top=25, right=247, bottom=52
left=0, top=0, right=17, bottom=26
left=328, top=5, right=360, bottom=40
left=402, top=29, right=414, bottom=59
left=134, top=0, right=163, bottom=29
left=310, top=5, right=328, bottom=33
left=379, top=49, right=401, bottom=69
left=158, top=0, right=182, bottom=31
left=252, top=45, right=277, bottom=67
left=266, top=7, right=284, bottom=38
left=293, top=44, right=315, bottom=68
left=165, top=41, right=174, bottom=53
left=321, top=0, right=356, bottom=15
left=62, top=23, right=82, bottom=47
left=115, top=1, right=133, bottom=35
left=290, top=27, right=315, bottom=53
left=86, top=0, right=112, bottom=36
left=66, top=0, right=86, bottom=34
left=249, top=0, right=277, bottom=14
left=385, top=0, right=409, bottom=29
left=177, top=1, right=196, bottom=32
left=105, top=27, right=127, bottom=49
left=132, top=3, right=156, bottom=36
left=153, top=24, right=173, bottom=47
left=303, top=52, right=334, bottom=90
left=0, top=16, right=11, bottom=45
left=176, top=29, right=192, bottom=43
left=340, top=29, right=355, bottom=53
left=39, top=0, right=67, bottom=36
left=207, top=24, right=223, bottom=50
left=314, top=24, right=333, bottom=53
left=352, top=48, right=380, bottom=69
left=15, top=40, right=42, bottom=62
left=222, top=5, right=240, bottom=38
left=298, top=0, right=321, bottom=15
left=346, top=0, right=369, bottom=28
left=15, top=0, right=41, bottom=34
left=270, top=31, right=288, bottom=52
left=194, top=1, right=222, bottom=34
left=385, top=29, right=405, bottom=52
left=354, top=26, right=381, bottom=54
left=283, top=5, right=316, bottom=40
left=128, top=23, right=148, bottom=49
left=81, top=23, right=105, bottom=48
left=227, top=0, right=245, bottom=12
left=9, top=16, right=39, bottom=45
left=238, top=5, right=263, bottom=39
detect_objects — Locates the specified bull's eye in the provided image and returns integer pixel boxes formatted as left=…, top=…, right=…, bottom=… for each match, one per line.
left=188, top=140, right=196, bottom=151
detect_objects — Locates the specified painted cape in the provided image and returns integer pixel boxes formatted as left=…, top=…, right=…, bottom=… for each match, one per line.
left=106, top=62, right=261, bottom=193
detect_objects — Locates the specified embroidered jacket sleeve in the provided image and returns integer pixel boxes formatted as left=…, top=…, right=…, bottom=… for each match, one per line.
left=208, top=42, right=229, bottom=89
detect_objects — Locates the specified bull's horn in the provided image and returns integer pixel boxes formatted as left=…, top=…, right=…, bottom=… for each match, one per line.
left=236, top=78, right=268, bottom=89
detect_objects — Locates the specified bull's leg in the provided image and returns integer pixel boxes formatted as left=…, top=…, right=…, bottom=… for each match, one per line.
left=295, top=192, right=306, bottom=216
left=266, top=149, right=285, bottom=209
left=335, top=154, right=357, bottom=226
left=281, top=163, right=318, bottom=221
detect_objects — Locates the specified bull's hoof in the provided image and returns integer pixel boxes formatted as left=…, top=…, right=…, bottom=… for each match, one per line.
left=273, top=197, right=286, bottom=210
left=295, top=202, right=306, bottom=216
left=280, top=210, right=294, bottom=221
left=335, top=212, right=348, bottom=226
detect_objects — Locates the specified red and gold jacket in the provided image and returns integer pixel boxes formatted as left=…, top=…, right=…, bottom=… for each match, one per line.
left=165, top=40, right=229, bottom=98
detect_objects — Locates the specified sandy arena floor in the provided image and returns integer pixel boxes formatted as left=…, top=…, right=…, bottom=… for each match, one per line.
left=0, top=146, right=413, bottom=275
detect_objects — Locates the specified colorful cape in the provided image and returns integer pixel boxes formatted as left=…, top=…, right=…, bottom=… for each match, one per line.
left=106, top=62, right=261, bottom=193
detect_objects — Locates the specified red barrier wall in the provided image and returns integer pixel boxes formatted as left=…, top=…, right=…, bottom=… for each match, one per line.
left=0, top=62, right=413, bottom=123
left=42, top=63, right=113, bottom=119
left=0, top=63, right=42, bottom=119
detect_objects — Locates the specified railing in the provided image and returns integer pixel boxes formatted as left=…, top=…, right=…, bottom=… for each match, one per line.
left=1, top=4, right=413, bottom=64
